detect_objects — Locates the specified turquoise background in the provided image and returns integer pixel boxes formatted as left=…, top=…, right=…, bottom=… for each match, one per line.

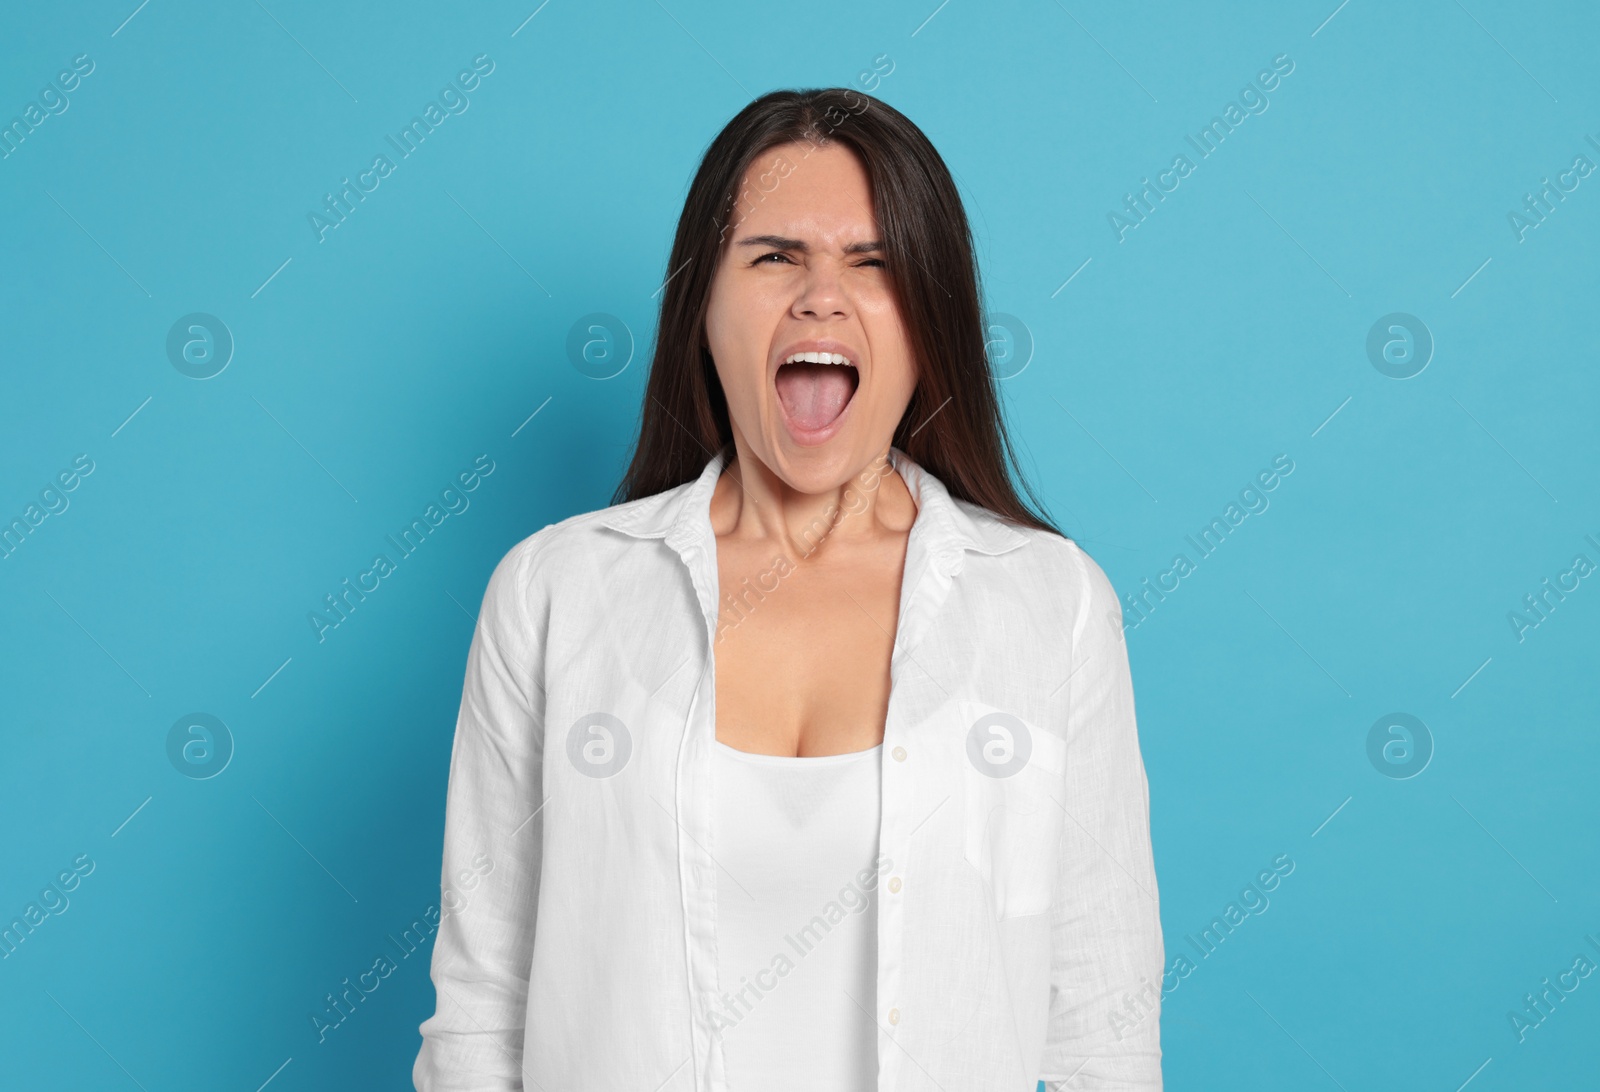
left=3, top=0, right=1597, bottom=1088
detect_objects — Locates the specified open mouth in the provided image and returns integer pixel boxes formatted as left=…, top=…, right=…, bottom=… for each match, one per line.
left=774, top=351, right=860, bottom=434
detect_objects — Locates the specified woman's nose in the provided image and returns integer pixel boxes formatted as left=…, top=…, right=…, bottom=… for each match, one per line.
left=792, top=260, right=848, bottom=319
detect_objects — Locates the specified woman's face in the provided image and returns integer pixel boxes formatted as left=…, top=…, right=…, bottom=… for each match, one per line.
left=704, top=140, right=918, bottom=491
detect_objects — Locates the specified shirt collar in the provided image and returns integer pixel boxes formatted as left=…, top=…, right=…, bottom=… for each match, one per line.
left=598, top=441, right=1031, bottom=570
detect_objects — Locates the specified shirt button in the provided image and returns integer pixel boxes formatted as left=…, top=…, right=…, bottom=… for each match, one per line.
left=891, top=745, right=907, bottom=762
left=888, top=1007, right=900, bottom=1025
left=887, top=876, right=902, bottom=893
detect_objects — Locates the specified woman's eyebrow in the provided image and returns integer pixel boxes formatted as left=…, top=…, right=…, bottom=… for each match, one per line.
left=735, top=234, right=883, bottom=255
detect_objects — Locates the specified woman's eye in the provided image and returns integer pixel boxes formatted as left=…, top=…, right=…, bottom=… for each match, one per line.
left=751, top=253, right=884, bottom=269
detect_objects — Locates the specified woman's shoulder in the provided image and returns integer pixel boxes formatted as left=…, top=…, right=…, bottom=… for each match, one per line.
left=481, top=484, right=692, bottom=598
left=956, top=504, right=1118, bottom=603
left=1049, top=534, right=1120, bottom=608
left=960, top=512, right=1123, bottom=639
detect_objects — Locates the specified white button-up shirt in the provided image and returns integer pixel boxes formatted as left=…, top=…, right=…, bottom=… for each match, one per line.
left=413, top=443, right=1164, bottom=1091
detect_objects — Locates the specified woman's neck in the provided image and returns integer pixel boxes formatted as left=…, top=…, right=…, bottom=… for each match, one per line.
left=709, top=441, right=916, bottom=561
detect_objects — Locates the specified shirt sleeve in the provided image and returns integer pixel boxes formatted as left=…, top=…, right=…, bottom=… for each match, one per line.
left=414, top=535, right=549, bottom=1091
left=1039, top=543, right=1165, bottom=1090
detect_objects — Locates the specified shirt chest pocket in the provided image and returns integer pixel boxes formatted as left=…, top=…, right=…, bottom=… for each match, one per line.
left=959, top=703, right=1068, bottom=920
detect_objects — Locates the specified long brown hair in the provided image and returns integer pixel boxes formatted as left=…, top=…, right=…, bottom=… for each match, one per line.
left=612, top=86, right=1062, bottom=539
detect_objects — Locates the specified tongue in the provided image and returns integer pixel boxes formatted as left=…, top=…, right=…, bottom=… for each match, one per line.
left=775, top=363, right=854, bottom=432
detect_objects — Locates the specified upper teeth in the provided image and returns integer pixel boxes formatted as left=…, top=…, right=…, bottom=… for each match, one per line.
left=785, top=351, right=853, bottom=366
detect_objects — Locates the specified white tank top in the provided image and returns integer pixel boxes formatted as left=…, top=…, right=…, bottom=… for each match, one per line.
left=711, top=737, right=883, bottom=1091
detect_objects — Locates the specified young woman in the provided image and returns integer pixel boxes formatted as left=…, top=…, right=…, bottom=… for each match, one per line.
left=414, top=87, right=1163, bottom=1091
